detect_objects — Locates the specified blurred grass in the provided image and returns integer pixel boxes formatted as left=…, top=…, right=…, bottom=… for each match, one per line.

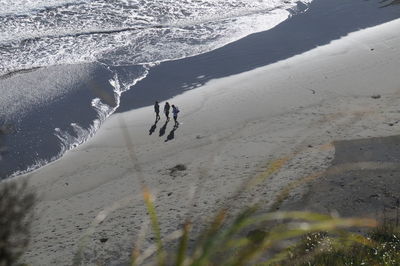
left=132, top=188, right=388, bottom=266
left=143, top=187, right=166, bottom=266
left=0, top=180, right=35, bottom=266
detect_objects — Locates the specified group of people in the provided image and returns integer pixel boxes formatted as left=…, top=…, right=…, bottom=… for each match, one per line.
left=154, top=101, right=180, bottom=126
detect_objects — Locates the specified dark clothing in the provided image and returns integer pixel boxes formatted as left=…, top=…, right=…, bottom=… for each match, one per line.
left=164, top=103, right=170, bottom=119
left=172, top=106, right=179, bottom=117
left=172, top=106, right=179, bottom=125
left=154, top=102, right=160, bottom=120
left=154, top=103, right=160, bottom=114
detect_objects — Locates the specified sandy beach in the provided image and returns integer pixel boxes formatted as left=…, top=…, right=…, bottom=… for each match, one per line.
left=13, top=0, right=400, bottom=265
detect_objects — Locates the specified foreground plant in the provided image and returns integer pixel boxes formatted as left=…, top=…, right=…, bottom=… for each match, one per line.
left=131, top=189, right=378, bottom=266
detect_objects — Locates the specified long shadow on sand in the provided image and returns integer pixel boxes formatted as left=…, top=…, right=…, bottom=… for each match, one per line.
left=159, top=120, right=169, bottom=137
left=165, top=125, right=179, bottom=142
left=149, top=117, right=160, bottom=135
left=116, top=0, right=400, bottom=113
left=281, top=135, right=400, bottom=219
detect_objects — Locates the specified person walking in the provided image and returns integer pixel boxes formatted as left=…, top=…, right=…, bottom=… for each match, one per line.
left=164, top=102, right=170, bottom=121
left=172, top=104, right=180, bottom=126
left=154, top=101, right=160, bottom=120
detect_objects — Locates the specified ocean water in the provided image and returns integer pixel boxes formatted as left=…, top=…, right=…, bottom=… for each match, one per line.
left=0, top=0, right=310, bottom=178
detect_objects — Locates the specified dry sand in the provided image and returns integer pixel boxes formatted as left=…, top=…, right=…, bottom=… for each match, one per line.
left=18, top=16, right=400, bottom=266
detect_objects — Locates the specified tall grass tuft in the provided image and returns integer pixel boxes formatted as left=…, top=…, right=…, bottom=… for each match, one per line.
left=133, top=190, right=380, bottom=266
left=142, top=187, right=166, bottom=266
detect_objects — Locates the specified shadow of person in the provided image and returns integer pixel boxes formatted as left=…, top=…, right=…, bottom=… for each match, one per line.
left=159, top=120, right=169, bottom=137
left=149, top=118, right=159, bottom=135
left=165, top=124, right=179, bottom=142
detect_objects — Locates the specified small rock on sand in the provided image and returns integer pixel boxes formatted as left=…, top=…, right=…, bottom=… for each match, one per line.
left=169, top=164, right=187, bottom=176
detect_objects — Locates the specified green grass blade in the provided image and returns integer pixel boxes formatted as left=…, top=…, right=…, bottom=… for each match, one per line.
left=143, top=187, right=166, bottom=266
left=191, top=207, right=259, bottom=266
left=227, top=216, right=377, bottom=265
left=176, top=222, right=191, bottom=266
left=191, top=210, right=227, bottom=266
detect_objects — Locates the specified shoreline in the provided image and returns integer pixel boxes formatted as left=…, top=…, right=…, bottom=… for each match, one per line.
left=2, top=0, right=399, bottom=179
left=18, top=2, right=400, bottom=266
left=116, top=0, right=400, bottom=113
left=0, top=0, right=305, bottom=179
left=0, top=63, right=118, bottom=179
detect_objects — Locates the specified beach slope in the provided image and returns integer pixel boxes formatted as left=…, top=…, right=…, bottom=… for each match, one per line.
left=19, top=5, right=400, bottom=266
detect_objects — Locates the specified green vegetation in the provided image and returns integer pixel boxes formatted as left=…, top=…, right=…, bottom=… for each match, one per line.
left=130, top=188, right=400, bottom=266
left=284, top=224, right=400, bottom=265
